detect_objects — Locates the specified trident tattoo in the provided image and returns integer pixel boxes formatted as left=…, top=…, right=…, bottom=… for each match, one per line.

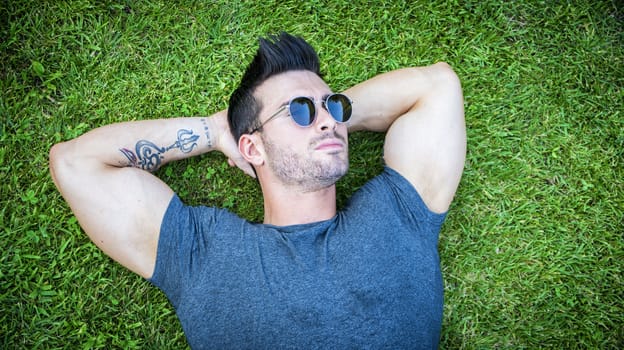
left=120, top=129, right=200, bottom=172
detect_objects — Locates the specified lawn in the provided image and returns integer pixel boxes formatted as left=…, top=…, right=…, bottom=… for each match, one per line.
left=1, top=0, right=622, bottom=348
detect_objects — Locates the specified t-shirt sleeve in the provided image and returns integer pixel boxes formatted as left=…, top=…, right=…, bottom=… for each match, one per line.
left=347, top=166, right=447, bottom=244
left=147, top=195, right=220, bottom=308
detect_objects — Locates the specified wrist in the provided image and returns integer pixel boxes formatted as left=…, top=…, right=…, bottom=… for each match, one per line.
left=204, top=110, right=230, bottom=154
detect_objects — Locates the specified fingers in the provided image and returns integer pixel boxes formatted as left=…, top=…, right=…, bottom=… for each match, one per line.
left=238, top=160, right=256, bottom=178
left=228, top=157, right=256, bottom=178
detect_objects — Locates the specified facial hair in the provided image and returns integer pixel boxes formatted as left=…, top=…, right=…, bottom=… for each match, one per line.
left=261, top=131, right=349, bottom=192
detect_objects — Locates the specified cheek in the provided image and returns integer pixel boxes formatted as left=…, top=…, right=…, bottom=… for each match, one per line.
left=266, top=133, right=307, bottom=155
left=338, top=126, right=349, bottom=143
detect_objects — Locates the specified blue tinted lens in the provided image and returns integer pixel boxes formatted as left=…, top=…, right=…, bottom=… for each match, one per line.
left=289, top=97, right=315, bottom=126
left=326, top=94, right=352, bottom=122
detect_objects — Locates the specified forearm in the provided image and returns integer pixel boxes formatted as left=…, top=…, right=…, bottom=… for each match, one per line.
left=344, top=63, right=451, bottom=133
left=56, top=111, right=228, bottom=172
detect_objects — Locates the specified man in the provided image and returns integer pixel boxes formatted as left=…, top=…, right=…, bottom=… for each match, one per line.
left=50, top=33, right=465, bottom=349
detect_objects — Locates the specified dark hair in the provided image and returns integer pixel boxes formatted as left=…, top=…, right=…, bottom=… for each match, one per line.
left=227, top=32, right=322, bottom=142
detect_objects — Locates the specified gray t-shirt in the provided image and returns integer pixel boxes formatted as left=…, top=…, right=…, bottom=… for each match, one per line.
left=150, top=167, right=447, bottom=349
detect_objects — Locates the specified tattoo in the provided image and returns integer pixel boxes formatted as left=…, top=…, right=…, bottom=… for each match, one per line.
left=134, top=139, right=166, bottom=171
left=119, top=148, right=138, bottom=167
left=119, top=129, right=200, bottom=172
left=200, top=118, right=212, bottom=148
left=168, top=129, right=200, bottom=153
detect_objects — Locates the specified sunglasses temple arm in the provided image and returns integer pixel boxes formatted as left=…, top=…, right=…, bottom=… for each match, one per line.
left=262, top=105, right=287, bottom=128
left=249, top=105, right=287, bottom=134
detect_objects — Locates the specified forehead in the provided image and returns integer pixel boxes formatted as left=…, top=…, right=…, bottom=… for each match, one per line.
left=254, top=70, right=331, bottom=105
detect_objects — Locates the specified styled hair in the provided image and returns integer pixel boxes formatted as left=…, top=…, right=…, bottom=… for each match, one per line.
left=227, top=32, right=321, bottom=142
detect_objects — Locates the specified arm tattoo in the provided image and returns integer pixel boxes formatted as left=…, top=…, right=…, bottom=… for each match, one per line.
left=168, top=129, right=200, bottom=153
left=119, top=129, right=200, bottom=172
left=200, top=118, right=213, bottom=148
left=119, top=148, right=138, bottom=167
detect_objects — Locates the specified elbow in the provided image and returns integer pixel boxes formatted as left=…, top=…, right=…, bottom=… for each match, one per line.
left=433, top=61, right=455, bottom=72
left=404, top=62, right=462, bottom=96
left=425, top=62, right=463, bottom=110
left=432, top=62, right=462, bottom=90
left=49, top=141, right=74, bottom=186
left=49, top=142, right=67, bottom=170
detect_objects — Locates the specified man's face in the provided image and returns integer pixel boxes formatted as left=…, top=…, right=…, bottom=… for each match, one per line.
left=254, top=70, right=349, bottom=192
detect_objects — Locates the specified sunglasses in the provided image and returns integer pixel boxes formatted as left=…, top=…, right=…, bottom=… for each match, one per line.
left=249, top=93, right=352, bottom=134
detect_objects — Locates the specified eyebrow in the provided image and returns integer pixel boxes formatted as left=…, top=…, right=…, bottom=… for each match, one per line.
left=276, top=93, right=333, bottom=108
left=294, top=94, right=333, bottom=103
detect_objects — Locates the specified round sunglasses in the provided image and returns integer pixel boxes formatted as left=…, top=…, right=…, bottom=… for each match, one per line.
left=249, top=93, right=352, bottom=134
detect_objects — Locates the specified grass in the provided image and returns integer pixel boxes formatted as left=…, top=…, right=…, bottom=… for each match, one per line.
left=1, top=0, right=622, bottom=348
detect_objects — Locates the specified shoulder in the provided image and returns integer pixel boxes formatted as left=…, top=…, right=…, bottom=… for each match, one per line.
left=150, top=195, right=251, bottom=287
left=157, top=195, right=256, bottom=263
left=347, top=167, right=447, bottom=223
left=162, top=195, right=244, bottom=226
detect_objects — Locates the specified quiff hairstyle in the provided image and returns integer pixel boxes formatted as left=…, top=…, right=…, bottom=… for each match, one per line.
left=227, top=32, right=322, bottom=142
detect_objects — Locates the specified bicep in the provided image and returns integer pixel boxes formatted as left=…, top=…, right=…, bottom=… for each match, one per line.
left=50, top=143, right=174, bottom=278
left=384, top=66, right=466, bottom=213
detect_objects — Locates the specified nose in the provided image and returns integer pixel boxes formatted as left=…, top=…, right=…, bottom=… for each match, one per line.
left=315, top=105, right=337, bottom=132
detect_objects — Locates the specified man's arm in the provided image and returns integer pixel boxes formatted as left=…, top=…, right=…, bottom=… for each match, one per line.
left=49, top=111, right=252, bottom=278
left=344, top=62, right=466, bottom=213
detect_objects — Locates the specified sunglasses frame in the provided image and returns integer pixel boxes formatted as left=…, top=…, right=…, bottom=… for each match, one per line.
left=249, top=93, right=352, bottom=134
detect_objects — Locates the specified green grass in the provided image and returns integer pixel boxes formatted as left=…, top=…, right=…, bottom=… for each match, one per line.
left=1, top=0, right=622, bottom=348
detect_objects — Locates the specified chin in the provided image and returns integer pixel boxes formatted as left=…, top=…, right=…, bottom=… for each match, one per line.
left=323, top=159, right=349, bottom=182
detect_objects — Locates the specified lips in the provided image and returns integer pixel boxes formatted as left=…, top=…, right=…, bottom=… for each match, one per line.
left=314, top=139, right=345, bottom=151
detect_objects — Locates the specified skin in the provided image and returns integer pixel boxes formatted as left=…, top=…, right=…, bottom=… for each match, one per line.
left=49, top=62, right=465, bottom=279
left=237, top=70, right=350, bottom=225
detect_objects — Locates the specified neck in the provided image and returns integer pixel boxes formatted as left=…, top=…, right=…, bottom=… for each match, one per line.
left=260, top=181, right=337, bottom=226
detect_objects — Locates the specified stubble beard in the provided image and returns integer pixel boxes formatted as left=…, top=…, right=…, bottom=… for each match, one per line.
left=262, top=132, right=349, bottom=193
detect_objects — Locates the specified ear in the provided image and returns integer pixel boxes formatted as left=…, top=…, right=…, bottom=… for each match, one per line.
left=238, top=134, right=265, bottom=166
